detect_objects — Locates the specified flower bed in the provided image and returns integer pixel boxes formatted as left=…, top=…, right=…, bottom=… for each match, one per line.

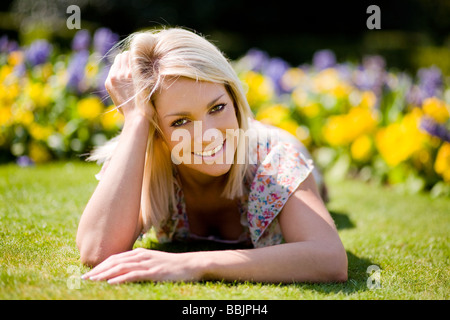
left=0, top=30, right=449, bottom=195
left=0, top=28, right=121, bottom=164
left=234, top=49, right=450, bottom=196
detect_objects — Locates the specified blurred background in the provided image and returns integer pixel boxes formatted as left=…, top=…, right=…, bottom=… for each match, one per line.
left=1, top=0, right=450, bottom=72
left=0, top=0, right=449, bottom=196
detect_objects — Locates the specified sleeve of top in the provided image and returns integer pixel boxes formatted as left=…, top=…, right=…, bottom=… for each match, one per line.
left=246, top=141, right=314, bottom=247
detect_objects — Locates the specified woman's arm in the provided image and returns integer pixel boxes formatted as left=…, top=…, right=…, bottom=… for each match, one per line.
left=76, top=52, right=151, bottom=267
left=82, top=173, right=347, bottom=283
left=198, top=173, right=347, bottom=283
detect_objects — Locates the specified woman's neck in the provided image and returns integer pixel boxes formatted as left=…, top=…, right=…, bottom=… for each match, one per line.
left=176, top=165, right=228, bottom=196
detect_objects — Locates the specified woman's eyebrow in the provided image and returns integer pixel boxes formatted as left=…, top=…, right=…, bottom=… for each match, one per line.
left=164, top=93, right=225, bottom=118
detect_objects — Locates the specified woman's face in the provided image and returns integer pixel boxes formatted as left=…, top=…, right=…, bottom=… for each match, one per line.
left=154, top=77, right=239, bottom=179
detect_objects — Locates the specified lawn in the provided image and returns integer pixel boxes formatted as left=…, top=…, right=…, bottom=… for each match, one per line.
left=0, top=161, right=449, bottom=300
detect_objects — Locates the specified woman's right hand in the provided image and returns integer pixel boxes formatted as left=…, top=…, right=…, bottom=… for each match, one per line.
left=105, top=51, right=153, bottom=121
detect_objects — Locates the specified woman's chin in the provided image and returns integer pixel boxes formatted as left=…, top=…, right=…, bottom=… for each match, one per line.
left=189, top=162, right=233, bottom=177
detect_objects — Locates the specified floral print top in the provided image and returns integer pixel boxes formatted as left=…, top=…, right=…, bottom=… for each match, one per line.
left=96, top=119, right=315, bottom=248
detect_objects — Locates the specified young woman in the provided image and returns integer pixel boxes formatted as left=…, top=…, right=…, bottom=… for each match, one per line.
left=77, top=28, right=347, bottom=284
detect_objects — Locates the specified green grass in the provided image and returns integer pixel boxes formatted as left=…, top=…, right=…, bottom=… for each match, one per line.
left=0, top=161, right=449, bottom=299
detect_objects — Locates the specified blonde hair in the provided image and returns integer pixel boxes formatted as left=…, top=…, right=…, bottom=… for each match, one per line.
left=88, top=28, right=254, bottom=232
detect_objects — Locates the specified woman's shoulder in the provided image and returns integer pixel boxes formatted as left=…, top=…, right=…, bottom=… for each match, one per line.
left=244, top=119, right=316, bottom=246
left=245, top=118, right=314, bottom=174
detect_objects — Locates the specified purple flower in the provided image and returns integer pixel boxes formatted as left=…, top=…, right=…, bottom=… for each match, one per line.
left=14, top=63, right=26, bottom=77
left=406, top=85, right=424, bottom=106
left=72, top=29, right=91, bottom=52
left=0, top=35, right=19, bottom=53
left=25, top=39, right=52, bottom=66
left=16, top=156, right=35, bottom=167
left=335, top=63, right=353, bottom=82
left=67, top=50, right=89, bottom=93
left=313, top=49, right=336, bottom=71
left=352, top=55, right=386, bottom=96
left=263, top=57, right=290, bottom=95
left=420, top=117, right=450, bottom=142
left=244, top=49, right=270, bottom=72
left=363, top=55, right=385, bottom=71
left=93, top=28, right=119, bottom=56
left=0, top=35, right=8, bottom=52
left=418, top=66, right=443, bottom=99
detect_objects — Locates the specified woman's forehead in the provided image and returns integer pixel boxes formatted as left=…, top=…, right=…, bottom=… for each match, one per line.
left=154, top=77, right=228, bottom=111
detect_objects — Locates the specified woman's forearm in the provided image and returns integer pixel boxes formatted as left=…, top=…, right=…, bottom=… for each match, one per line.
left=198, top=241, right=348, bottom=283
left=77, top=115, right=150, bottom=266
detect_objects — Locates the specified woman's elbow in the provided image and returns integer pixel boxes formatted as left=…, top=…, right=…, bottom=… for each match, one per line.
left=79, top=249, right=107, bottom=268
left=77, top=242, right=104, bottom=267
left=76, top=236, right=111, bottom=267
left=324, top=246, right=348, bottom=282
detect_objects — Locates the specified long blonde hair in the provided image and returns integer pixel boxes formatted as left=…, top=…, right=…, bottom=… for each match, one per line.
left=88, top=28, right=254, bottom=232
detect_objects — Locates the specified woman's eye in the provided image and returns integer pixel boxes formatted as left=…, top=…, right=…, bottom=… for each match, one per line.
left=171, top=118, right=189, bottom=127
left=171, top=104, right=226, bottom=127
left=210, top=103, right=226, bottom=114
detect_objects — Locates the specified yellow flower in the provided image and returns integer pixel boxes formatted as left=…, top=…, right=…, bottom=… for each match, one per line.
left=0, top=106, right=12, bottom=126
left=255, top=104, right=290, bottom=125
left=278, top=119, right=311, bottom=146
left=40, top=62, right=53, bottom=81
left=100, top=105, right=124, bottom=130
left=292, top=87, right=308, bottom=106
left=6, top=83, right=20, bottom=104
left=278, top=119, right=299, bottom=136
left=29, top=142, right=51, bottom=163
left=28, top=123, right=52, bottom=141
left=323, top=107, right=378, bottom=146
left=26, top=82, right=52, bottom=109
left=375, top=108, right=428, bottom=167
left=85, top=61, right=99, bottom=80
left=13, top=109, right=34, bottom=126
left=331, top=82, right=353, bottom=100
left=0, top=65, right=13, bottom=82
left=296, top=125, right=312, bottom=147
left=77, top=96, right=104, bottom=120
left=422, top=97, right=449, bottom=124
left=351, top=134, right=373, bottom=162
left=0, top=81, right=20, bottom=106
left=299, top=102, right=320, bottom=118
left=312, top=68, right=340, bottom=93
left=281, top=68, right=305, bottom=91
left=292, top=88, right=321, bottom=118
left=359, top=91, right=377, bottom=109
left=8, top=51, right=24, bottom=66
left=434, top=142, right=450, bottom=182
left=240, top=71, right=274, bottom=108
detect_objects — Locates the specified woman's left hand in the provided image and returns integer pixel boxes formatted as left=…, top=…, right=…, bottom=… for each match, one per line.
left=81, top=248, right=203, bottom=284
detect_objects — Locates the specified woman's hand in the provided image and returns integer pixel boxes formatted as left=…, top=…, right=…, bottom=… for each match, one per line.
left=81, top=248, right=204, bottom=284
left=105, top=51, right=153, bottom=121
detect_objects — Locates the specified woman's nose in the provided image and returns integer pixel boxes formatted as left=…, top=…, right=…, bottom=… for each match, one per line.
left=193, top=120, right=223, bottom=147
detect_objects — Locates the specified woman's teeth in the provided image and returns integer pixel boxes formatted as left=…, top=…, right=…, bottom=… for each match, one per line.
left=193, top=141, right=224, bottom=157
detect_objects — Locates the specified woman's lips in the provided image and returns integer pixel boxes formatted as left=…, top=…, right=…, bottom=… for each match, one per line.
left=192, top=139, right=226, bottom=158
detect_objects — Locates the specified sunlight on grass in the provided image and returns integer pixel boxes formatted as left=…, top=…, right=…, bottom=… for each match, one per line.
left=0, top=162, right=448, bottom=299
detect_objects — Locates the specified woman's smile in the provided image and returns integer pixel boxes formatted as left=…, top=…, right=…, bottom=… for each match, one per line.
left=192, top=139, right=226, bottom=159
